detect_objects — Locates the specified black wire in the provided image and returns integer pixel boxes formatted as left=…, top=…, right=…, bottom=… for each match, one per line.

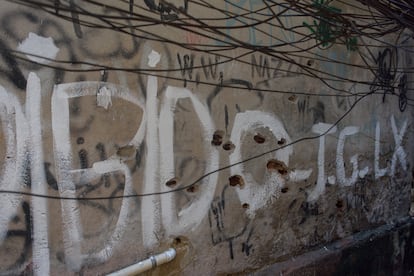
left=0, top=91, right=371, bottom=200
left=0, top=0, right=411, bottom=201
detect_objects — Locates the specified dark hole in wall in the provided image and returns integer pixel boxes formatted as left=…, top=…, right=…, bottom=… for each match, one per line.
left=211, top=130, right=224, bottom=146
left=229, top=175, right=244, bottom=187
left=267, top=159, right=288, bottom=175
left=222, top=141, right=235, bottom=151
left=254, top=134, right=266, bottom=144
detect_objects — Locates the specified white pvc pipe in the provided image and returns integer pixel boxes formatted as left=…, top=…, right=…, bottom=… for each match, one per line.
left=108, top=248, right=176, bottom=276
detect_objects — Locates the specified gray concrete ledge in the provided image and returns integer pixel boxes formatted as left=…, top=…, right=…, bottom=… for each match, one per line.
left=252, top=217, right=414, bottom=276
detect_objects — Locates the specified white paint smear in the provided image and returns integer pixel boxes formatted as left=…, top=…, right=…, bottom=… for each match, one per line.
left=327, top=175, right=336, bottom=185
left=18, top=32, right=59, bottom=64
left=308, top=123, right=337, bottom=202
left=147, top=50, right=161, bottom=67
left=97, top=86, right=112, bottom=109
left=336, top=126, right=365, bottom=187
left=0, top=87, right=28, bottom=245
left=27, top=73, right=50, bottom=275
left=289, top=169, right=313, bottom=182
left=390, top=115, right=407, bottom=176
left=141, top=74, right=161, bottom=248
left=374, top=121, right=387, bottom=179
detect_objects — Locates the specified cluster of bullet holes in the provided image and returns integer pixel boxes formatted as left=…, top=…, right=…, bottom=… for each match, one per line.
left=253, top=131, right=285, bottom=145
left=211, top=130, right=285, bottom=149
left=164, top=176, right=197, bottom=194
left=211, top=130, right=234, bottom=151
left=224, top=131, right=290, bottom=207
left=228, top=176, right=250, bottom=209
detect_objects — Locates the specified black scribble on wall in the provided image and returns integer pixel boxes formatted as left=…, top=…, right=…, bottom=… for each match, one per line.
left=3, top=201, right=33, bottom=273
left=370, top=48, right=398, bottom=103
left=398, top=73, right=407, bottom=112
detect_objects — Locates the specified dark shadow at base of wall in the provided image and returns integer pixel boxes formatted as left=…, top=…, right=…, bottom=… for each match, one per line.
left=253, top=217, right=414, bottom=276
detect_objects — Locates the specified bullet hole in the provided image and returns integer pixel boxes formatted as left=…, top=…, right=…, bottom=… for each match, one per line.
left=166, top=178, right=178, bottom=188
left=336, top=199, right=344, bottom=209
left=242, top=203, right=249, bottom=209
left=186, top=185, right=197, bottom=193
left=254, top=134, right=266, bottom=144
left=211, top=130, right=224, bottom=146
left=277, top=138, right=286, bottom=145
left=222, top=141, right=235, bottom=151
left=173, top=236, right=189, bottom=247
left=267, top=159, right=288, bottom=175
left=288, top=95, right=298, bottom=103
left=281, top=187, right=289, bottom=193
left=117, top=145, right=136, bottom=158
left=229, top=175, right=244, bottom=187
left=307, top=59, right=314, bottom=66
left=76, top=137, right=85, bottom=145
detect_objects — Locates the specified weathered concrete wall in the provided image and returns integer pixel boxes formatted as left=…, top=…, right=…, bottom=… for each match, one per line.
left=0, top=1, right=412, bottom=275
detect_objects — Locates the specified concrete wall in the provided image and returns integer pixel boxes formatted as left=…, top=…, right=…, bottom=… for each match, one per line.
left=0, top=1, right=412, bottom=275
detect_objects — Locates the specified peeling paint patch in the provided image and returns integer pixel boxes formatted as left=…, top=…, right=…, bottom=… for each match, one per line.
left=18, top=32, right=59, bottom=64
